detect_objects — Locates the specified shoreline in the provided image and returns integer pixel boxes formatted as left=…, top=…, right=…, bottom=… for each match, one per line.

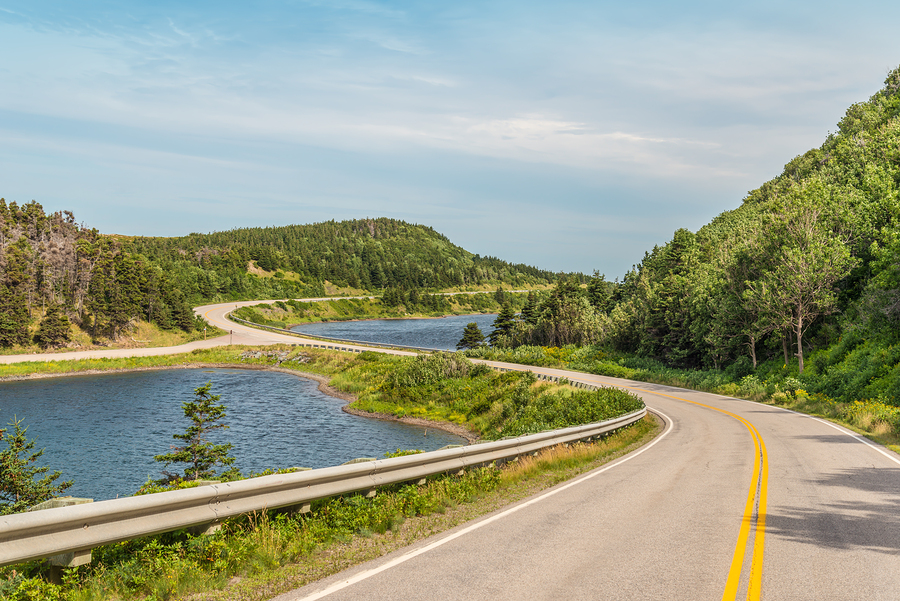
left=0, top=362, right=479, bottom=444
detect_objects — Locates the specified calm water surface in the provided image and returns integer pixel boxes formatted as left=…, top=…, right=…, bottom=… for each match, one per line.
left=0, top=369, right=464, bottom=501
left=291, top=313, right=498, bottom=350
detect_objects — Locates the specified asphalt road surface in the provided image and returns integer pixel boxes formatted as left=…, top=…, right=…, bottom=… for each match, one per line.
left=3, top=298, right=899, bottom=600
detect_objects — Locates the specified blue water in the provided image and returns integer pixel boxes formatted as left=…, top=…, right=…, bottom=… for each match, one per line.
left=0, top=369, right=464, bottom=501
left=292, top=313, right=498, bottom=350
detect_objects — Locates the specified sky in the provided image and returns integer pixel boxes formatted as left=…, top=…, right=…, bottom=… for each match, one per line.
left=1, top=1, right=899, bottom=277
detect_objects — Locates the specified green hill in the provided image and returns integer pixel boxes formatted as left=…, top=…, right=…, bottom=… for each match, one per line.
left=128, top=218, right=558, bottom=298
left=0, top=211, right=559, bottom=348
left=599, top=66, right=900, bottom=403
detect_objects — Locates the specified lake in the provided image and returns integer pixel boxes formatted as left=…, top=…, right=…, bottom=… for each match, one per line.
left=0, top=368, right=464, bottom=501
left=291, top=313, right=498, bottom=350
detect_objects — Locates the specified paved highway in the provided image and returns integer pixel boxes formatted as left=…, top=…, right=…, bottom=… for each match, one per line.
left=3, top=299, right=899, bottom=599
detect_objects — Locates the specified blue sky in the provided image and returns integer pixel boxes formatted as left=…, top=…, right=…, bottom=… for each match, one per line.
left=1, top=1, right=898, bottom=276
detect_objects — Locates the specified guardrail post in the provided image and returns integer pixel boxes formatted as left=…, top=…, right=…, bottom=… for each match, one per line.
left=188, top=522, right=222, bottom=536
left=28, top=497, right=94, bottom=584
left=281, top=502, right=312, bottom=516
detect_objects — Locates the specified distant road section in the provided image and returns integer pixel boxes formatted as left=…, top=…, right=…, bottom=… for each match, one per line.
left=3, top=299, right=900, bottom=600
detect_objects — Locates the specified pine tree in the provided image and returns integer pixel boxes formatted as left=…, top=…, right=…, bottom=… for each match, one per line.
left=0, top=417, right=73, bottom=515
left=33, top=304, right=71, bottom=349
left=154, top=382, right=238, bottom=482
left=457, top=322, right=485, bottom=350
left=488, top=304, right=516, bottom=346
left=521, top=291, right=540, bottom=325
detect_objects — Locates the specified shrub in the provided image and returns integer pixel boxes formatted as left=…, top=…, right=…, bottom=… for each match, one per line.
left=770, top=392, right=789, bottom=405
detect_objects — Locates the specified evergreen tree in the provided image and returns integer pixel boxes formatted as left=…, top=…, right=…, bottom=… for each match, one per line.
left=154, top=382, right=238, bottom=482
left=0, top=284, right=30, bottom=347
left=0, top=417, right=73, bottom=515
left=488, top=304, right=516, bottom=346
left=33, top=304, right=71, bottom=349
left=521, top=291, right=540, bottom=325
left=457, top=322, right=485, bottom=350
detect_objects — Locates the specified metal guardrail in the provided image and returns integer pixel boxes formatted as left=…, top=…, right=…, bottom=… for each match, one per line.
left=0, top=408, right=645, bottom=567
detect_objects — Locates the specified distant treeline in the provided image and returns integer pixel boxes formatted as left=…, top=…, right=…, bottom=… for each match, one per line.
left=127, top=218, right=561, bottom=298
left=0, top=212, right=562, bottom=348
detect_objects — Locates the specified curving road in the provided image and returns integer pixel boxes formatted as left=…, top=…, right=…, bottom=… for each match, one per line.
left=3, top=299, right=899, bottom=599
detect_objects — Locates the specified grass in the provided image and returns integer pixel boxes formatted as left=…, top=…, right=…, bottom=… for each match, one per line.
left=469, top=344, right=900, bottom=454
left=2, top=416, right=658, bottom=601
left=0, top=320, right=225, bottom=357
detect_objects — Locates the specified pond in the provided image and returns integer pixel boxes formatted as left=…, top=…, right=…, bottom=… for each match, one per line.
left=291, top=313, right=498, bottom=350
left=0, top=368, right=465, bottom=501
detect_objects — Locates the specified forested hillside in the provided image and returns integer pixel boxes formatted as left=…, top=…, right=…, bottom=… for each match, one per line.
left=0, top=201, right=198, bottom=347
left=0, top=211, right=558, bottom=349
left=603, top=67, right=900, bottom=377
left=128, top=218, right=557, bottom=298
left=490, top=67, right=900, bottom=405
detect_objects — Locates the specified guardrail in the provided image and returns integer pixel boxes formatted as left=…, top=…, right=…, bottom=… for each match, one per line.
left=228, top=317, right=605, bottom=391
left=0, top=408, right=645, bottom=567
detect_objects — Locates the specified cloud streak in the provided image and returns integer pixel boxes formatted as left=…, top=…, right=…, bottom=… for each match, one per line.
left=0, top=0, right=898, bottom=274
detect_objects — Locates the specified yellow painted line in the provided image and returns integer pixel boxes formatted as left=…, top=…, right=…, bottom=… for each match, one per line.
left=746, top=421, right=768, bottom=600
left=721, top=417, right=761, bottom=601
left=569, top=376, right=769, bottom=601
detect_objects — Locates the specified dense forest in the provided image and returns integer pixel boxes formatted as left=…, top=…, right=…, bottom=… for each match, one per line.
left=0, top=201, right=199, bottom=347
left=489, top=67, right=900, bottom=405
left=0, top=212, right=559, bottom=349
left=127, top=218, right=559, bottom=299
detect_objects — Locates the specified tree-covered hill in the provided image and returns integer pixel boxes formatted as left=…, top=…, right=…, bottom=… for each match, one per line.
left=0, top=211, right=559, bottom=349
left=127, top=218, right=559, bottom=300
left=0, top=200, right=199, bottom=347
left=553, top=66, right=900, bottom=404
left=480, top=66, right=900, bottom=406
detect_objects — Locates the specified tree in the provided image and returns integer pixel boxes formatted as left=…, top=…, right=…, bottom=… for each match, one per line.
left=0, top=417, right=73, bottom=515
left=154, top=382, right=238, bottom=482
left=33, top=304, right=71, bottom=349
left=456, top=322, right=485, bottom=350
left=521, top=291, right=540, bottom=325
left=586, top=271, right=614, bottom=313
left=744, top=182, right=857, bottom=374
left=488, top=304, right=516, bottom=346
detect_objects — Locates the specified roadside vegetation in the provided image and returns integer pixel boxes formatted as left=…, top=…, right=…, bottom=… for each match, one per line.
left=0, top=416, right=656, bottom=601
left=0, top=346, right=649, bottom=601
left=468, top=344, right=900, bottom=452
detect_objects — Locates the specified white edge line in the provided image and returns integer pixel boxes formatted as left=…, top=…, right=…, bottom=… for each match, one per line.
left=583, top=372, right=900, bottom=468
left=291, top=408, right=673, bottom=601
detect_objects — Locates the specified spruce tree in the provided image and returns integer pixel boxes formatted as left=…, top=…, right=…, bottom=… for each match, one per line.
left=521, top=291, right=541, bottom=326
left=154, top=382, right=238, bottom=483
left=488, top=304, right=516, bottom=346
left=457, top=322, right=485, bottom=350
left=0, top=417, right=73, bottom=515
left=33, top=304, right=71, bottom=349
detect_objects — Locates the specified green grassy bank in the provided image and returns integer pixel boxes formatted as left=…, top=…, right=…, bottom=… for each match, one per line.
left=466, top=344, right=900, bottom=453
left=1, top=346, right=651, bottom=600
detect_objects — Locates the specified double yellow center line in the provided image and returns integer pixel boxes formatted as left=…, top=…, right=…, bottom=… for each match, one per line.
left=608, top=384, right=770, bottom=601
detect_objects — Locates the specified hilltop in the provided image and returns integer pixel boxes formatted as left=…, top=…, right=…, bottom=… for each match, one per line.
left=0, top=212, right=560, bottom=350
